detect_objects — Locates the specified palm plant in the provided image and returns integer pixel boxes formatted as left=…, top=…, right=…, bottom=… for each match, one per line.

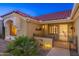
left=6, top=36, right=39, bottom=56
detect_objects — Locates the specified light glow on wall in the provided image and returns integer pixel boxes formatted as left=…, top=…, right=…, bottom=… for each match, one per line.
left=44, top=43, right=52, bottom=49
left=11, top=25, right=17, bottom=36
left=59, top=24, right=68, bottom=41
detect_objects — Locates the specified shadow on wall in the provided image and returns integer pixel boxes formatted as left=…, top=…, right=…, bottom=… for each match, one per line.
left=0, top=18, right=5, bottom=39
left=0, top=21, right=2, bottom=38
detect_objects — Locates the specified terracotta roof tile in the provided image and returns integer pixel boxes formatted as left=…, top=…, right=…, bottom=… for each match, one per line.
left=1, top=10, right=72, bottom=21
left=1, top=10, right=33, bottom=18
left=34, top=10, right=72, bottom=21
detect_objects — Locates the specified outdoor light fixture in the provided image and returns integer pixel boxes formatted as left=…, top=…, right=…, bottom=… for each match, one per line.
left=71, top=27, right=73, bottom=29
left=71, top=26, right=75, bottom=32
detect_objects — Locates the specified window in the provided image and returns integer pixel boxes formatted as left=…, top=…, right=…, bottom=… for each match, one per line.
left=49, top=25, right=58, bottom=34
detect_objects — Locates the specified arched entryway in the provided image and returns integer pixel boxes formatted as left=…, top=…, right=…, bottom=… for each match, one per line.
left=6, top=20, right=16, bottom=36
left=4, top=19, right=17, bottom=40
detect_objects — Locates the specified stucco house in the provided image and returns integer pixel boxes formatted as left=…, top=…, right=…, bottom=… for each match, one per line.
left=1, top=3, right=79, bottom=54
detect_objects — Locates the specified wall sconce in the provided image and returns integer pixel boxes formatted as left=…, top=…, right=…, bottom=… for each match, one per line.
left=71, top=26, right=75, bottom=32
left=71, top=27, right=73, bottom=30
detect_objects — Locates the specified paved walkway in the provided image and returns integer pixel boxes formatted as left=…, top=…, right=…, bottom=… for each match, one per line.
left=47, top=47, right=70, bottom=56
left=0, top=39, right=8, bottom=53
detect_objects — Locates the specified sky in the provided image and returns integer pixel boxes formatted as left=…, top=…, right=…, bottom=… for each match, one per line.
left=0, top=3, right=74, bottom=17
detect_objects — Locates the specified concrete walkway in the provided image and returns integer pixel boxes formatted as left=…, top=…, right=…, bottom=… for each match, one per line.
left=0, top=39, right=8, bottom=53
left=47, top=47, right=70, bottom=56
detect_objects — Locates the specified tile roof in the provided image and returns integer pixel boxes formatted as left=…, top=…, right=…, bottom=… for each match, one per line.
left=1, top=10, right=72, bottom=21
left=34, top=10, right=72, bottom=21
left=1, top=10, right=33, bottom=19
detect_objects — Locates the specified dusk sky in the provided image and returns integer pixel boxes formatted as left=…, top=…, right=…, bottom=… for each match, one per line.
left=0, top=3, right=74, bottom=17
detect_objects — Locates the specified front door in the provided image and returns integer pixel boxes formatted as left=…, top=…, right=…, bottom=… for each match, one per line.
left=54, top=24, right=69, bottom=49
left=49, top=24, right=68, bottom=41
left=59, top=24, right=68, bottom=41
left=49, top=24, right=69, bottom=49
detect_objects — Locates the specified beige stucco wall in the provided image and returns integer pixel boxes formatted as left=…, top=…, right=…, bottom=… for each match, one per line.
left=74, top=17, right=79, bottom=53
left=73, top=6, right=79, bottom=53
left=3, top=13, right=24, bottom=38
left=34, top=37, right=52, bottom=50
left=26, top=22, right=41, bottom=37
left=3, top=13, right=41, bottom=40
left=12, top=13, right=41, bottom=38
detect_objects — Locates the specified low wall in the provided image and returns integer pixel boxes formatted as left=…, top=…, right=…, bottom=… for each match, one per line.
left=34, top=36, right=53, bottom=50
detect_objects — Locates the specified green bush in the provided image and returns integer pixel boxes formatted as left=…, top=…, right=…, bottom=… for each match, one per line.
left=6, top=36, right=39, bottom=56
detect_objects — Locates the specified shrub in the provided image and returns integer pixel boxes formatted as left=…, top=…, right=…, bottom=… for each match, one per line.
left=6, top=36, right=39, bottom=56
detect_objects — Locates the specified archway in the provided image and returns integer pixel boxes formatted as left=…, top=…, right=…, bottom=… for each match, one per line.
left=6, top=20, right=16, bottom=36
left=4, top=20, right=17, bottom=40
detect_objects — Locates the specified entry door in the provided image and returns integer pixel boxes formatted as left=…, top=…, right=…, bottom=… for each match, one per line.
left=59, top=24, right=68, bottom=41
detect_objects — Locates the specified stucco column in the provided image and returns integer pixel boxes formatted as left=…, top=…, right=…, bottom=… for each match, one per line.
left=74, top=17, right=79, bottom=54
